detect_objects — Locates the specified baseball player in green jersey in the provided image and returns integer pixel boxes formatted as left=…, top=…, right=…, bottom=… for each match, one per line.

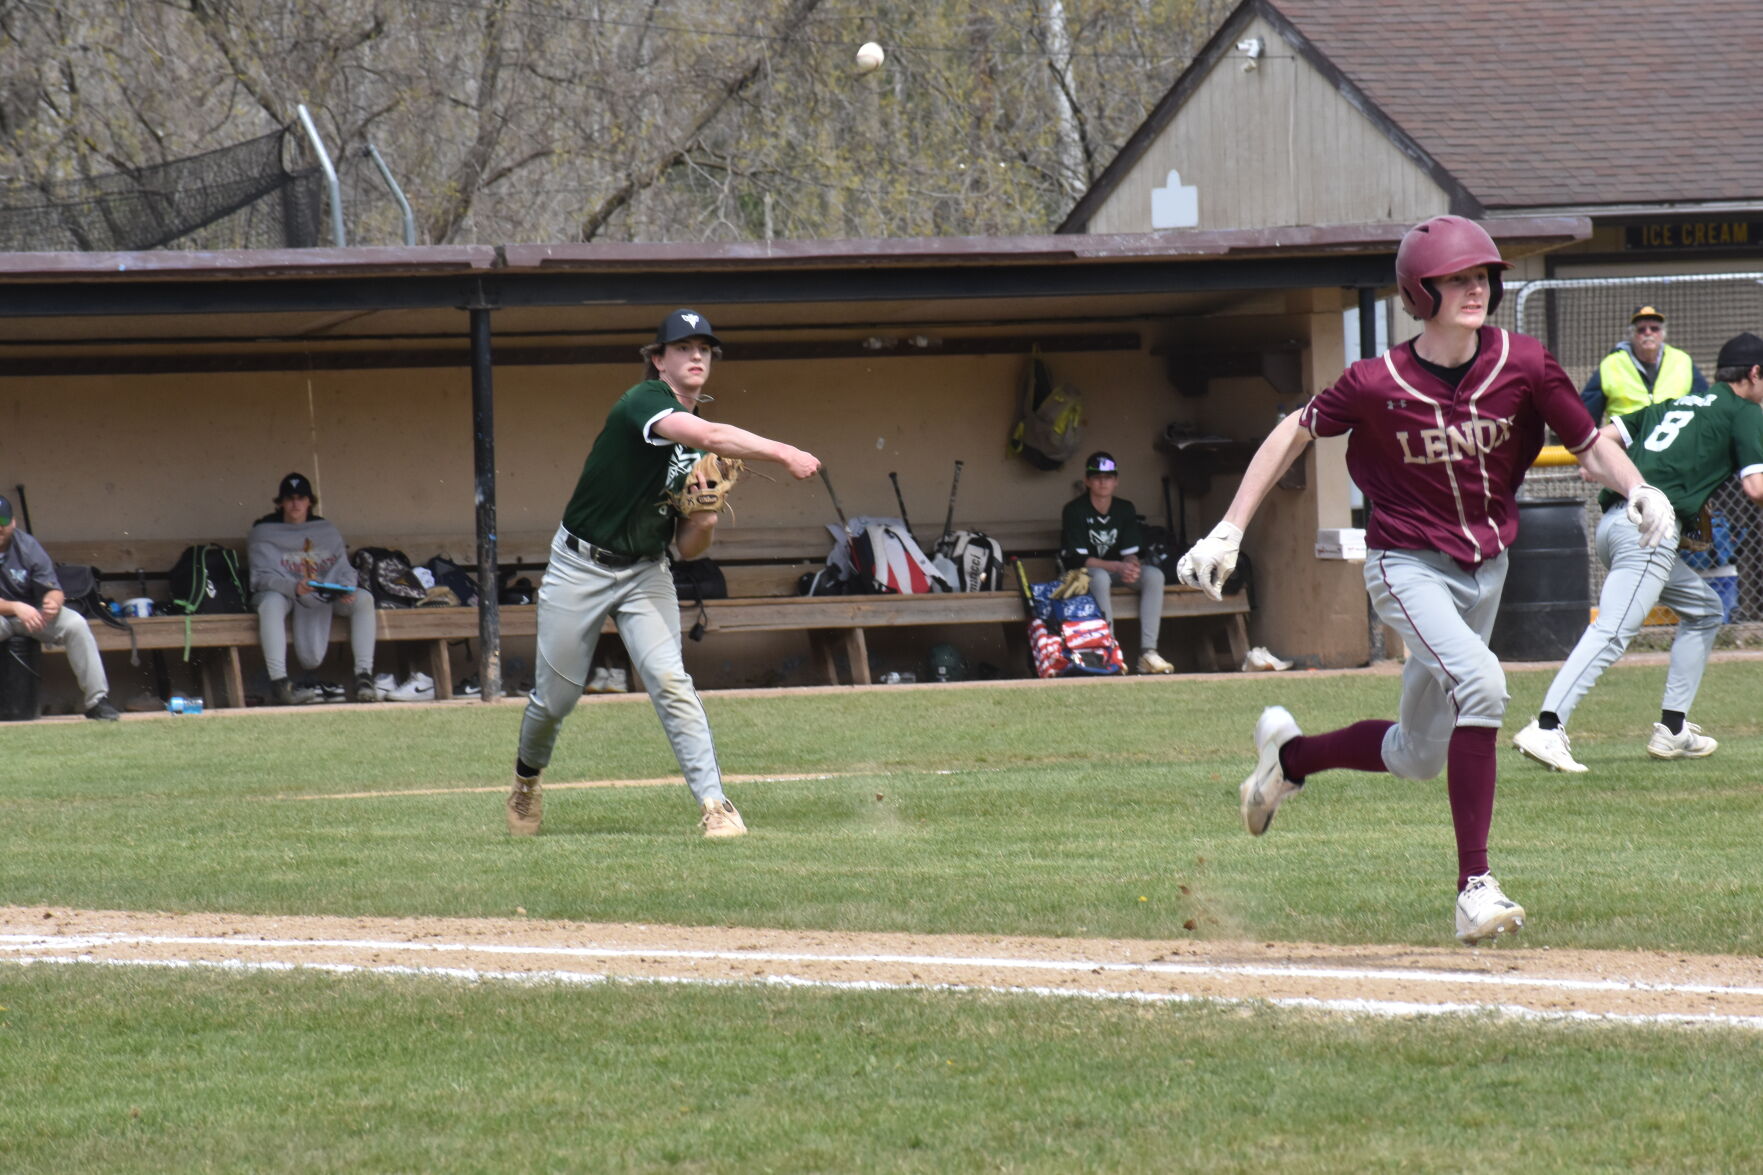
left=507, top=309, right=821, bottom=838
left=1514, top=331, right=1763, bottom=773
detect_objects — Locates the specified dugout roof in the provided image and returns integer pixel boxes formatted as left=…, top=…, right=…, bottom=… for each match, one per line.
left=0, top=218, right=1587, bottom=375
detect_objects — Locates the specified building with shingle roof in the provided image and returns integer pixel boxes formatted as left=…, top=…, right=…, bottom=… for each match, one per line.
left=1063, top=0, right=1763, bottom=275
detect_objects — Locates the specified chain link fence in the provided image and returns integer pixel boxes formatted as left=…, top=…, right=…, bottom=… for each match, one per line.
left=1507, top=273, right=1763, bottom=644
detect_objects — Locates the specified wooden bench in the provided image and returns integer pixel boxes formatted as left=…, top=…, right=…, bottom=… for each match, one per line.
left=49, top=522, right=1251, bottom=704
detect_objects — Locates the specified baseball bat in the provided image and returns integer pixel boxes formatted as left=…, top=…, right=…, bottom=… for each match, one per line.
left=13, top=483, right=32, bottom=533
left=819, top=468, right=850, bottom=532
left=938, top=459, right=964, bottom=549
left=887, top=471, right=915, bottom=544
left=1012, top=557, right=1040, bottom=674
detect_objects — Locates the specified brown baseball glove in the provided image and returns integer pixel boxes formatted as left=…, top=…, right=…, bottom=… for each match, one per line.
left=670, top=452, right=745, bottom=516
left=1679, top=503, right=1714, bottom=553
left=1050, top=567, right=1091, bottom=599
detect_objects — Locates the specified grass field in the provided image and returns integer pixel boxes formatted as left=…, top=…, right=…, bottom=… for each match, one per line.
left=4, top=660, right=1763, bottom=1171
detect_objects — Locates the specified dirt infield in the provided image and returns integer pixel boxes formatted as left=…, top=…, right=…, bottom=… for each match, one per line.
left=5, top=907, right=1761, bottom=1030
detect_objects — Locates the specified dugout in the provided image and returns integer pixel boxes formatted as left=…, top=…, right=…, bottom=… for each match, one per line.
left=0, top=219, right=1587, bottom=707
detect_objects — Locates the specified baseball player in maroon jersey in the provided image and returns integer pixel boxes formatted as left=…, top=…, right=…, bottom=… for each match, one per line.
left=1177, top=215, right=1676, bottom=945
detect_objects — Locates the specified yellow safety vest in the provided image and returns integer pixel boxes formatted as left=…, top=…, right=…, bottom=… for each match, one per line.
left=1599, top=344, right=1695, bottom=418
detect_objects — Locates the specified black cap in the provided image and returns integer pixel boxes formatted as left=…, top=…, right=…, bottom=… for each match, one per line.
left=277, top=472, right=315, bottom=501
left=1716, top=331, right=1763, bottom=372
left=1085, top=451, right=1118, bottom=474
left=655, top=308, right=720, bottom=348
left=0, top=492, right=12, bottom=526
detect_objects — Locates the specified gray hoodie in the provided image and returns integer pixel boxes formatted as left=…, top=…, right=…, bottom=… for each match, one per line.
left=248, top=515, right=357, bottom=603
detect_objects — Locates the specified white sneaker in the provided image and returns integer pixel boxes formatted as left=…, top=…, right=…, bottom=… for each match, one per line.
left=1512, top=719, right=1588, bottom=773
left=1647, top=722, right=1718, bottom=760
left=605, top=668, right=629, bottom=693
left=387, top=671, right=435, bottom=702
left=1455, top=874, right=1525, bottom=945
left=1240, top=705, right=1303, bottom=836
left=290, top=681, right=324, bottom=705
left=585, top=667, right=611, bottom=694
left=1242, top=646, right=1293, bottom=672
left=372, top=672, right=397, bottom=702
left=1136, top=650, right=1175, bottom=675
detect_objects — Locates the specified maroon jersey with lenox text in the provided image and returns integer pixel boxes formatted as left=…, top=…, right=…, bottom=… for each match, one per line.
left=1299, top=327, right=1599, bottom=568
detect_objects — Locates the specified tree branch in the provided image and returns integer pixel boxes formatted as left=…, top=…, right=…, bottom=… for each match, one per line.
left=577, top=0, right=825, bottom=242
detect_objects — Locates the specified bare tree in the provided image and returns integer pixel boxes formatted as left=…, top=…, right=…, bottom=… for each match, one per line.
left=0, top=0, right=1233, bottom=248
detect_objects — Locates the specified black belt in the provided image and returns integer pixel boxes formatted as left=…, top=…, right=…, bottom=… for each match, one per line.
left=563, top=532, right=649, bottom=568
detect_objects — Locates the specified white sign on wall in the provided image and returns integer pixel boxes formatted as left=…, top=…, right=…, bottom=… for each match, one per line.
left=1151, top=169, right=1199, bottom=229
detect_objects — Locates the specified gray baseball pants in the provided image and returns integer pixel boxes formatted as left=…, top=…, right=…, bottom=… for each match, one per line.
left=1542, top=504, right=1722, bottom=725
left=0, top=608, right=110, bottom=709
left=1365, top=548, right=1511, bottom=780
left=1087, top=563, right=1166, bottom=651
left=252, top=589, right=377, bottom=679
left=517, top=525, right=723, bottom=805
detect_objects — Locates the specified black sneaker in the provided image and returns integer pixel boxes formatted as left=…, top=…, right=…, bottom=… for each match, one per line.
left=269, top=677, right=296, bottom=706
left=85, top=697, right=121, bottom=721
left=354, top=672, right=377, bottom=704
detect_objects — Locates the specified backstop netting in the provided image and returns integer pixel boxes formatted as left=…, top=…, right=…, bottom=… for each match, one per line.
left=1509, top=273, right=1763, bottom=632
left=0, top=127, right=325, bottom=253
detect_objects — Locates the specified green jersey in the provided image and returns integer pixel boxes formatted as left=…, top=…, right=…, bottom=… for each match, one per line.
left=1060, top=494, right=1143, bottom=565
left=1599, top=382, right=1763, bottom=528
left=561, top=380, right=702, bottom=558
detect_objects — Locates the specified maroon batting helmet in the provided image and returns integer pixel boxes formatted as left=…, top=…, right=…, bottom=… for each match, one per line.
left=1395, top=216, right=1510, bottom=320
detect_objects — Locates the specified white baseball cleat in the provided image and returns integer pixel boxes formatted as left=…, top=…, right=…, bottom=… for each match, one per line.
left=1512, top=719, right=1588, bottom=773
left=1647, top=722, right=1718, bottom=760
left=1240, top=705, right=1303, bottom=836
left=1455, top=873, right=1525, bottom=945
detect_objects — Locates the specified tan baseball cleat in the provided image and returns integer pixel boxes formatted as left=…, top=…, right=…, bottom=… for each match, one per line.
left=699, top=798, right=747, bottom=838
left=1137, top=650, right=1175, bottom=675
left=506, top=773, right=542, bottom=836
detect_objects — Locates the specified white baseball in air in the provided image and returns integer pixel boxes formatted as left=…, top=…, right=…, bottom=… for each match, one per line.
left=856, top=41, right=885, bottom=72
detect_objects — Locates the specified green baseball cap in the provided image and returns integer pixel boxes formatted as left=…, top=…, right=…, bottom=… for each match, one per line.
left=0, top=493, right=12, bottom=526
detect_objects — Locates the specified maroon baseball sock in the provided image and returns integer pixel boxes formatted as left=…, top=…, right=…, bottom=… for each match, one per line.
left=1447, top=725, right=1498, bottom=891
left=1279, top=719, right=1394, bottom=783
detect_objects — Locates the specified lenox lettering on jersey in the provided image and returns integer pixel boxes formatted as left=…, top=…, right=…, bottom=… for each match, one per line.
left=1395, top=415, right=1515, bottom=465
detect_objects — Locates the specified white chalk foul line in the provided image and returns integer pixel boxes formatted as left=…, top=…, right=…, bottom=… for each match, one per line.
left=6, top=953, right=1761, bottom=1033
left=5, top=932, right=1763, bottom=1000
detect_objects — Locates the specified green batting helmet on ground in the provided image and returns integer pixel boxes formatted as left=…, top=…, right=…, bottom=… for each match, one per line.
left=925, top=642, right=967, bottom=683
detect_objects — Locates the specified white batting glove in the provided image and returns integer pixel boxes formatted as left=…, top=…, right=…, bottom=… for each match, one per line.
left=1626, top=483, right=1679, bottom=549
left=1176, top=520, right=1244, bottom=601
